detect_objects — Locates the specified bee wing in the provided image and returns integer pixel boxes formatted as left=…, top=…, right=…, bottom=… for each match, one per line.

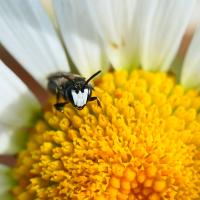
left=47, top=72, right=85, bottom=94
left=48, top=72, right=70, bottom=86
left=48, top=72, right=86, bottom=83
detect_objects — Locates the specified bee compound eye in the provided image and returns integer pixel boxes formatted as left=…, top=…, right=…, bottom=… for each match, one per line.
left=81, top=87, right=85, bottom=93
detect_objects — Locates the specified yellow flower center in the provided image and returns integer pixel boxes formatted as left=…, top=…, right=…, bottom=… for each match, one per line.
left=12, top=70, right=200, bottom=200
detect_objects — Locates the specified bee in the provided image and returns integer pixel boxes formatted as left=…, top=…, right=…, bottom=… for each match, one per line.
left=48, top=70, right=101, bottom=111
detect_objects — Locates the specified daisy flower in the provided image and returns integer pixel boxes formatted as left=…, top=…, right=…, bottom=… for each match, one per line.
left=0, top=0, right=200, bottom=199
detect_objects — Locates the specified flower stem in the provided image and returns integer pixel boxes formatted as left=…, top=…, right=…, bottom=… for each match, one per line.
left=0, top=155, right=16, bottom=167
left=0, top=46, right=50, bottom=106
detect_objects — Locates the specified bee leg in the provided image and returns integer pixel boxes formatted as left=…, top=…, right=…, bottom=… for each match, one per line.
left=54, top=102, right=68, bottom=111
left=89, top=96, right=102, bottom=108
left=54, top=87, right=68, bottom=111
left=55, top=87, right=61, bottom=103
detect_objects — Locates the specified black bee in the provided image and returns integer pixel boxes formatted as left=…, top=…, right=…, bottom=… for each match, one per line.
left=48, top=70, right=101, bottom=111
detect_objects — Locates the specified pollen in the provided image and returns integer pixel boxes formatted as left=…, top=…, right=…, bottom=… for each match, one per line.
left=12, top=70, right=200, bottom=199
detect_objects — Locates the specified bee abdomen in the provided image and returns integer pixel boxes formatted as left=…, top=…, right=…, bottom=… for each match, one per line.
left=47, top=72, right=70, bottom=94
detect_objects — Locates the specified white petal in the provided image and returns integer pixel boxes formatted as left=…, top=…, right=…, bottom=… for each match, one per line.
left=53, top=0, right=108, bottom=77
left=0, top=0, right=69, bottom=87
left=181, top=27, right=200, bottom=89
left=187, top=0, right=200, bottom=32
left=40, top=0, right=57, bottom=26
left=140, top=0, right=195, bottom=71
left=0, top=164, right=14, bottom=197
left=87, top=0, right=141, bottom=69
left=0, top=61, right=40, bottom=154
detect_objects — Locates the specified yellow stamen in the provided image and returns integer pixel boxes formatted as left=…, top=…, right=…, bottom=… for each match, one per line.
left=12, top=70, right=200, bottom=199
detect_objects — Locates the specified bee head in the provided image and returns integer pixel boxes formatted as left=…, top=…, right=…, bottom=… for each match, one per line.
left=73, top=80, right=85, bottom=93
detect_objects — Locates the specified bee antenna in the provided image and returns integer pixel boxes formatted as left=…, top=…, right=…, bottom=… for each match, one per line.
left=83, top=70, right=101, bottom=87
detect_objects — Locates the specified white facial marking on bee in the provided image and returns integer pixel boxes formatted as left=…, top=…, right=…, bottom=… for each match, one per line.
left=71, top=89, right=89, bottom=107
